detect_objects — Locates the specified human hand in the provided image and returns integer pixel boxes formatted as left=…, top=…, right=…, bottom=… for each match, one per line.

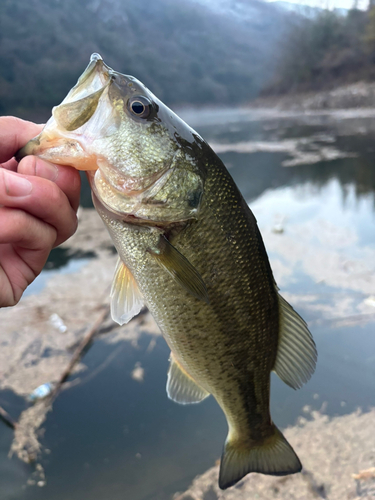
left=0, top=116, right=81, bottom=307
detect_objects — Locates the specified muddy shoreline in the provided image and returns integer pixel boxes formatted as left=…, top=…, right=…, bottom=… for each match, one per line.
left=174, top=408, right=375, bottom=500
left=251, top=82, right=375, bottom=112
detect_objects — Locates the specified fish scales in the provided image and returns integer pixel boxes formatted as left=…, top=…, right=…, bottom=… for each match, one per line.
left=103, top=150, right=279, bottom=439
left=17, top=53, right=317, bottom=489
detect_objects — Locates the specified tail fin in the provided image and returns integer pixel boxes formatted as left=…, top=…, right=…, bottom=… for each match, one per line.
left=219, top=424, right=302, bottom=490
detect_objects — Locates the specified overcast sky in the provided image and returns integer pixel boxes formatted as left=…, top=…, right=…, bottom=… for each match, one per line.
left=267, top=0, right=369, bottom=11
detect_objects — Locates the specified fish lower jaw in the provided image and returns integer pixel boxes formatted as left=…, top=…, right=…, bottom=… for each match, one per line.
left=17, top=130, right=99, bottom=171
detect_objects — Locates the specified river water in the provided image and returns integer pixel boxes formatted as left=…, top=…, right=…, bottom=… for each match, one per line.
left=1, top=108, right=375, bottom=499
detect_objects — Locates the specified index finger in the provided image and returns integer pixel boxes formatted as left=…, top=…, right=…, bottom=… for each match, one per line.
left=0, top=117, right=43, bottom=163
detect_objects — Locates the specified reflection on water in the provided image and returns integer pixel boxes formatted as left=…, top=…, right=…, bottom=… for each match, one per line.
left=1, top=109, right=375, bottom=499
left=23, top=258, right=92, bottom=298
left=44, top=248, right=97, bottom=271
left=22, top=248, right=97, bottom=297
left=252, top=178, right=375, bottom=417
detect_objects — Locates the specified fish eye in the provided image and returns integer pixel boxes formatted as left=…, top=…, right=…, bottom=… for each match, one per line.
left=128, top=96, right=152, bottom=119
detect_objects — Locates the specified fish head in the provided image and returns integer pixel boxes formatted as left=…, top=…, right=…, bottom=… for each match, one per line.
left=18, top=53, right=206, bottom=223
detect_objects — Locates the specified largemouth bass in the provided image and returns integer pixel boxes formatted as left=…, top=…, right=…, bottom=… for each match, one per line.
left=18, top=54, right=317, bottom=489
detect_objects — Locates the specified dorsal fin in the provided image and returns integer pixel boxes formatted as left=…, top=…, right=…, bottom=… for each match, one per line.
left=110, top=258, right=143, bottom=325
left=273, top=293, right=317, bottom=389
left=167, top=353, right=210, bottom=404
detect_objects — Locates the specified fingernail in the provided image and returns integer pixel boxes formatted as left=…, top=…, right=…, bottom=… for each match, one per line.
left=35, top=160, right=58, bottom=182
left=2, top=169, right=32, bottom=197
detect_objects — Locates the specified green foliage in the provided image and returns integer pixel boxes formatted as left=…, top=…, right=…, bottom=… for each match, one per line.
left=0, top=0, right=288, bottom=120
left=363, top=7, right=375, bottom=54
left=265, top=8, right=373, bottom=94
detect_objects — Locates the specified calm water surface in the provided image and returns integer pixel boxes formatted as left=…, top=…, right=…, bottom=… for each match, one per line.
left=1, top=108, right=375, bottom=499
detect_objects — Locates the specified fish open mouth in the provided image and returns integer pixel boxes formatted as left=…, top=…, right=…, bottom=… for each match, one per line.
left=16, top=53, right=113, bottom=170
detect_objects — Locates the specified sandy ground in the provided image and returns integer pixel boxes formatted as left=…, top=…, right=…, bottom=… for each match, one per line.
left=173, top=408, right=375, bottom=500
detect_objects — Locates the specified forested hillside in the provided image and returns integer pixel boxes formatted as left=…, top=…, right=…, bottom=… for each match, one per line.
left=0, top=0, right=290, bottom=120
left=265, top=7, right=375, bottom=95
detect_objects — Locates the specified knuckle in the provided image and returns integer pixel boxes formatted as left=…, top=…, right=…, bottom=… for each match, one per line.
left=48, top=181, right=65, bottom=206
left=55, top=211, right=78, bottom=246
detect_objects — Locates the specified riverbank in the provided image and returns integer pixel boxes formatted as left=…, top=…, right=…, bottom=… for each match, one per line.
left=251, top=82, right=375, bottom=111
left=2, top=206, right=374, bottom=496
left=1, top=208, right=160, bottom=398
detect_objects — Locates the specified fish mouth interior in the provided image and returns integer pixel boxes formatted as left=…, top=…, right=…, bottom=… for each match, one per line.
left=17, top=54, right=118, bottom=167
left=60, top=53, right=113, bottom=106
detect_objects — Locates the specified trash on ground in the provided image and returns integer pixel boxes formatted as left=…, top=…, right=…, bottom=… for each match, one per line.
left=27, top=383, right=55, bottom=402
left=49, top=313, right=67, bottom=333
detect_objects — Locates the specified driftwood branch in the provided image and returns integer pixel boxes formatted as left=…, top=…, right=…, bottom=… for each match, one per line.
left=0, top=405, right=17, bottom=429
left=48, top=304, right=110, bottom=402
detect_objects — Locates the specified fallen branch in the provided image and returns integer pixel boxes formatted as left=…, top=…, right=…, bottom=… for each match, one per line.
left=62, top=343, right=125, bottom=391
left=352, top=467, right=375, bottom=480
left=0, top=405, right=17, bottom=429
left=48, top=304, right=110, bottom=402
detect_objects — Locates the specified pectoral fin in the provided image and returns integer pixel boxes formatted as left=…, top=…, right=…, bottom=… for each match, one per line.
left=273, top=293, right=317, bottom=390
left=167, top=353, right=210, bottom=404
left=149, top=235, right=209, bottom=303
left=110, top=258, right=143, bottom=325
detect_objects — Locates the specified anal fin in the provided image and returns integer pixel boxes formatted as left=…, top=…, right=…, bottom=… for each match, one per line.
left=167, top=353, right=210, bottom=404
left=110, top=258, right=143, bottom=326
